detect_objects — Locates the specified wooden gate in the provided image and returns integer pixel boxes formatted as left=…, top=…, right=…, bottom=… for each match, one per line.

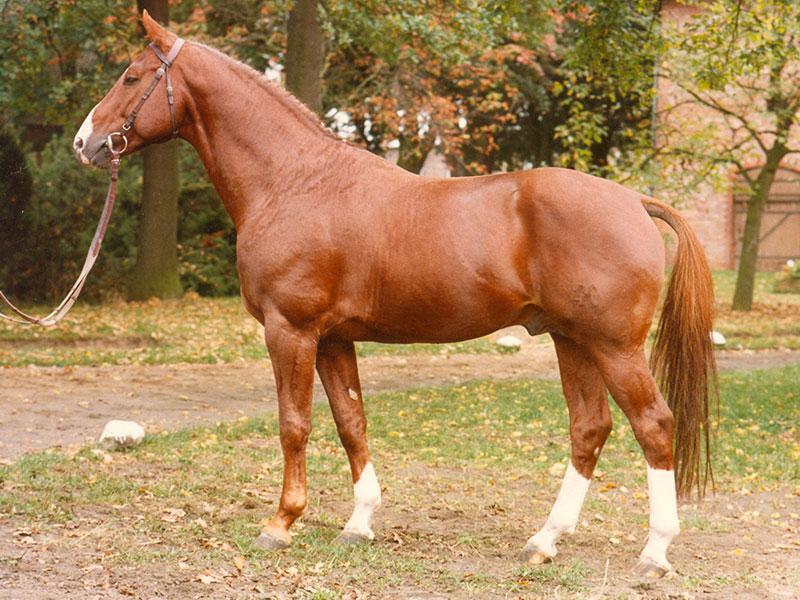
left=734, top=168, right=800, bottom=271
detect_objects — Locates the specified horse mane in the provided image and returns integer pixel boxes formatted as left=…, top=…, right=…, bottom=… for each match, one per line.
left=193, top=42, right=341, bottom=143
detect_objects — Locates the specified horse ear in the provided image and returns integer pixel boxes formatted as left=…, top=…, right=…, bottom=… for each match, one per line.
left=141, top=9, right=175, bottom=51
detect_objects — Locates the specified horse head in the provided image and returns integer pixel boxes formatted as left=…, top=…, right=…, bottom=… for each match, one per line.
left=73, top=10, right=189, bottom=167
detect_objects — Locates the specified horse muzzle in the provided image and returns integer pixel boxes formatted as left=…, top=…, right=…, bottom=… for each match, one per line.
left=73, top=133, right=115, bottom=168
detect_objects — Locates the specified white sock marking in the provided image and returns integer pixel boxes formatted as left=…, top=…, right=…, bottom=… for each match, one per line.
left=343, top=462, right=381, bottom=538
left=639, top=466, right=680, bottom=570
left=73, top=105, right=97, bottom=164
left=525, top=461, right=590, bottom=557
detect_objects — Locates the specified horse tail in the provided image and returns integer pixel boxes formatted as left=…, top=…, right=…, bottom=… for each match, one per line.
left=642, top=198, right=718, bottom=499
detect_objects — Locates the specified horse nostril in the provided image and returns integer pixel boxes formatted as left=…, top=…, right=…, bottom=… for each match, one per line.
left=75, top=137, right=83, bottom=150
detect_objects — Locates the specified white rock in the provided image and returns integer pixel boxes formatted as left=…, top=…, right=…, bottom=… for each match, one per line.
left=710, top=330, right=726, bottom=346
left=99, top=420, right=145, bottom=448
left=495, top=335, right=522, bottom=349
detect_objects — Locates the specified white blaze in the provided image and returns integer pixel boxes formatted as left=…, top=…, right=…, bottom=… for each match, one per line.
left=343, top=462, right=381, bottom=539
left=73, top=105, right=97, bottom=164
left=525, top=461, right=590, bottom=557
left=639, top=466, right=680, bottom=570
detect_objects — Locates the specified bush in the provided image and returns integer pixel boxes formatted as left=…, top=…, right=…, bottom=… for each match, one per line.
left=0, top=131, right=32, bottom=288
left=1, top=133, right=241, bottom=303
left=2, top=132, right=141, bottom=303
left=177, top=154, right=239, bottom=297
left=774, top=259, right=800, bottom=294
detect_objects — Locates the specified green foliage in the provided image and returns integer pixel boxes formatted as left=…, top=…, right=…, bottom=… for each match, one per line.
left=785, top=260, right=800, bottom=281
left=0, top=0, right=139, bottom=137
left=676, top=0, right=799, bottom=94
left=552, top=1, right=660, bottom=175
left=657, top=0, right=800, bottom=193
left=774, top=260, right=800, bottom=294
left=177, top=156, right=239, bottom=297
left=0, top=130, right=31, bottom=263
left=655, top=0, right=800, bottom=309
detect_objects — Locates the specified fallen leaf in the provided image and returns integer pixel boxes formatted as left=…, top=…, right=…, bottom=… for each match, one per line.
left=233, top=555, right=246, bottom=572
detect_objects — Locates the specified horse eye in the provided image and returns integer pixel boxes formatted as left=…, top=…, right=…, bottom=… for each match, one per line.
left=124, top=75, right=139, bottom=86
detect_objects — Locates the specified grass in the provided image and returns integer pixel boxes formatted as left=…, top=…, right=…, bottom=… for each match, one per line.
left=0, top=294, right=507, bottom=367
left=1, top=271, right=798, bottom=368
left=2, top=365, right=798, bottom=597
left=713, top=271, right=800, bottom=350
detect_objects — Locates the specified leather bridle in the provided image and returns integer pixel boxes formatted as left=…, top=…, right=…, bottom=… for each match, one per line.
left=0, top=38, right=186, bottom=326
left=108, top=37, right=186, bottom=156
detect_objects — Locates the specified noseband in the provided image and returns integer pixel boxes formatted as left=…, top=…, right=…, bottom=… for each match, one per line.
left=0, top=38, right=185, bottom=326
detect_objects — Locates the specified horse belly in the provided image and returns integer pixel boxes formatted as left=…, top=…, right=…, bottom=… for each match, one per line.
left=362, top=290, right=524, bottom=344
left=351, top=245, right=531, bottom=343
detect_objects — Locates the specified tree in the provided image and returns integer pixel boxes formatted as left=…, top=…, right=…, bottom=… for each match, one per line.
left=322, top=1, right=653, bottom=175
left=658, top=0, right=800, bottom=311
left=177, top=1, right=652, bottom=176
left=285, top=0, right=325, bottom=114
left=128, top=0, right=183, bottom=300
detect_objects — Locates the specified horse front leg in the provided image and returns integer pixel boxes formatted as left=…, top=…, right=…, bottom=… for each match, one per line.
left=254, top=325, right=318, bottom=550
left=316, top=338, right=381, bottom=544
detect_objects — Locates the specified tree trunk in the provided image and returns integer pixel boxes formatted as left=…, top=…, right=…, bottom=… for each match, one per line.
left=285, top=0, right=324, bottom=114
left=128, top=140, right=183, bottom=300
left=732, top=147, right=785, bottom=311
left=128, top=0, right=182, bottom=300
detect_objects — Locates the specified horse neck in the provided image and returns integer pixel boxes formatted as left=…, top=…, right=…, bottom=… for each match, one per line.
left=179, top=45, right=348, bottom=228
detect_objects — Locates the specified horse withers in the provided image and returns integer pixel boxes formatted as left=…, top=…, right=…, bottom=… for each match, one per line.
left=73, top=11, right=717, bottom=577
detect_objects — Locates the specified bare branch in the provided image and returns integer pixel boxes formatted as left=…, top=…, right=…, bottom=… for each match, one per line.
left=676, top=83, right=769, bottom=153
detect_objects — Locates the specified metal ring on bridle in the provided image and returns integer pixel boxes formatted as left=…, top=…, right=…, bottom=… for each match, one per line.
left=107, top=132, right=128, bottom=155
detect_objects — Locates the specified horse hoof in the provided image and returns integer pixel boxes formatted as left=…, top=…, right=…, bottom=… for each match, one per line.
left=253, top=531, right=290, bottom=550
left=519, top=547, right=554, bottom=565
left=634, top=558, right=670, bottom=579
left=334, top=530, right=373, bottom=546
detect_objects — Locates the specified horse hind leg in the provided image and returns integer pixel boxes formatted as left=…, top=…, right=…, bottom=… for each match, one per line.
left=590, top=346, right=680, bottom=578
left=316, top=338, right=381, bottom=544
left=521, top=334, right=612, bottom=564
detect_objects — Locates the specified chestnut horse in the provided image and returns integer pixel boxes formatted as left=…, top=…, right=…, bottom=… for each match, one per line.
left=73, top=12, right=716, bottom=577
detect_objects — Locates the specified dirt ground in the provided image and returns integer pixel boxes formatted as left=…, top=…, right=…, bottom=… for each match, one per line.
left=2, top=327, right=800, bottom=463
left=2, top=330, right=800, bottom=598
left=1, top=465, right=798, bottom=599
